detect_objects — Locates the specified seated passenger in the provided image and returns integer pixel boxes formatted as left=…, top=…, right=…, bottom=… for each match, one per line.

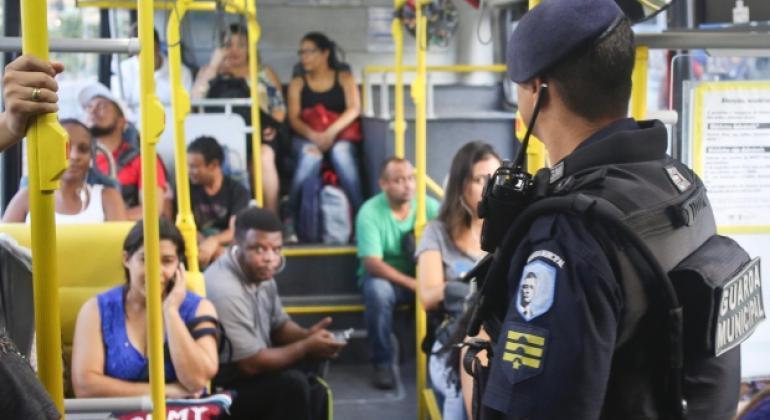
left=192, top=23, right=283, bottom=215
left=185, top=136, right=250, bottom=268
left=205, top=207, right=345, bottom=420
left=2, top=119, right=127, bottom=223
left=70, top=219, right=219, bottom=397
left=78, top=82, right=171, bottom=220
left=288, top=32, right=364, bottom=218
left=416, top=142, right=501, bottom=420
left=356, top=158, right=439, bottom=389
left=111, top=27, right=193, bottom=124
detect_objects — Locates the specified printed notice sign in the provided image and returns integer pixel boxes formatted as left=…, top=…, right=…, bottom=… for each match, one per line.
left=691, top=81, right=770, bottom=233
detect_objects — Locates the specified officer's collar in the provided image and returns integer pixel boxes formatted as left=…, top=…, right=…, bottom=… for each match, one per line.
left=548, top=119, right=667, bottom=184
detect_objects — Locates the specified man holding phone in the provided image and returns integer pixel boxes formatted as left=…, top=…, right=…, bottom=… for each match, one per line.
left=205, top=207, right=345, bottom=420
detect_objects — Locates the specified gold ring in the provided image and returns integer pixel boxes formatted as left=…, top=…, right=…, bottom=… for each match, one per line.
left=31, top=87, right=41, bottom=102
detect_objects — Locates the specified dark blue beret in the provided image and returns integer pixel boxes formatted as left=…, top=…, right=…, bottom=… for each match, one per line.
left=506, top=0, right=624, bottom=83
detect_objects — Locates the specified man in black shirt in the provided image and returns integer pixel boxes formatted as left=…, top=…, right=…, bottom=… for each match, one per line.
left=187, top=136, right=250, bottom=267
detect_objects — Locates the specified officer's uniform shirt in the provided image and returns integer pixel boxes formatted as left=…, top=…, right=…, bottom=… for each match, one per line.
left=482, top=120, right=642, bottom=419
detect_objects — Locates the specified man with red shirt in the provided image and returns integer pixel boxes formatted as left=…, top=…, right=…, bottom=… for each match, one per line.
left=78, top=83, right=170, bottom=219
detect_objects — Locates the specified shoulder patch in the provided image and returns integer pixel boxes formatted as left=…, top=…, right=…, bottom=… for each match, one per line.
left=499, top=321, right=549, bottom=385
left=527, top=250, right=565, bottom=268
left=516, top=259, right=557, bottom=321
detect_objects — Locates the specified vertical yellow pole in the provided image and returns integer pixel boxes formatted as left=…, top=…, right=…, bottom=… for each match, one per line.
left=167, top=1, right=205, bottom=295
left=412, top=2, right=429, bottom=419
left=138, top=0, right=167, bottom=417
left=21, top=1, right=68, bottom=414
left=392, top=0, right=407, bottom=158
left=524, top=0, right=547, bottom=174
left=246, top=0, right=264, bottom=206
left=631, top=46, right=649, bottom=120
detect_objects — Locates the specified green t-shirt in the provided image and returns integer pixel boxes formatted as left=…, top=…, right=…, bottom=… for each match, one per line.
left=355, top=192, right=440, bottom=278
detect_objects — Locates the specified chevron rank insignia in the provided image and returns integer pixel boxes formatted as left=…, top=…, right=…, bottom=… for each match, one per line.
left=500, top=322, right=548, bottom=384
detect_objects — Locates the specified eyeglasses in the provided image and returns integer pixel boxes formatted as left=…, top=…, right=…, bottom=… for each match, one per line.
left=297, top=48, right=319, bottom=56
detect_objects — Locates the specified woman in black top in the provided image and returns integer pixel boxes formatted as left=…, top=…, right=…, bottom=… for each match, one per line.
left=287, top=32, right=364, bottom=216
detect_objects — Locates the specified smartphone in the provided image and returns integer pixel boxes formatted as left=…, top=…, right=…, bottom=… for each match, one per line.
left=334, top=328, right=354, bottom=342
left=164, top=263, right=182, bottom=295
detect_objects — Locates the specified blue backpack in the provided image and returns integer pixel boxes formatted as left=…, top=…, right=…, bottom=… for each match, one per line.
left=296, top=174, right=323, bottom=243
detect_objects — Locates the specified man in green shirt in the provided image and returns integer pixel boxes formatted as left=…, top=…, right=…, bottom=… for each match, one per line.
left=356, top=157, right=439, bottom=389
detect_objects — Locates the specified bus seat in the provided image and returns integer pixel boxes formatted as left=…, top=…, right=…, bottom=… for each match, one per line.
left=0, top=222, right=133, bottom=357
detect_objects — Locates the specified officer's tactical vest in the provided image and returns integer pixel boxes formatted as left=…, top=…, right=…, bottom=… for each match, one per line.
left=474, top=121, right=764, bottom=420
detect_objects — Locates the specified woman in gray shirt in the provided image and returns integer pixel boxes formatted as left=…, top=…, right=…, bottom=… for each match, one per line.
left=416, top=141, right=501, bottom=420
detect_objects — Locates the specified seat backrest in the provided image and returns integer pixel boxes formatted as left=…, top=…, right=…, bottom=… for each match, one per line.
left=0, top=222, right=133, bottom=354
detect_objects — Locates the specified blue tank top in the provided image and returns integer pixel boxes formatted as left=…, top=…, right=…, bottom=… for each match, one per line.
left=97, top=286, right=202, bottom=383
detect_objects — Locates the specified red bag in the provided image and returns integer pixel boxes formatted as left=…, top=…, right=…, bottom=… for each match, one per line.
left=300, top=103, right=362, bottom=142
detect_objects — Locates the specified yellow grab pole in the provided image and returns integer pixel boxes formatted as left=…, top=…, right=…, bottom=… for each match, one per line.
left=631, top=46, right=649, bottom=120
left=138, top=0, right=167, bottom=417
left=21, top=1, right=68, bottom=414
left=392, top=0, right=407, bottom=158
left=167, top=1, right=205, bottom=295
left=246, top=0, right=264, bottom=206
left=411, top=2, right=429, bottom=419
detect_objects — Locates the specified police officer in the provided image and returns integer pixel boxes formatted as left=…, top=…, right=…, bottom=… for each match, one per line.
left=477, top=0, right=746, bottom=419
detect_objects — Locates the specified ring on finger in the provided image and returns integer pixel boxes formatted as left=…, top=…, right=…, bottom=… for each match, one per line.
left=31, top=87, right=42, bottom=102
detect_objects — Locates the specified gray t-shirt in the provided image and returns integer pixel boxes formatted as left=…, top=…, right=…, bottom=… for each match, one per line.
left=204, top=250, right=290, bottom=382
left=415, top=220, right=482, bottom=283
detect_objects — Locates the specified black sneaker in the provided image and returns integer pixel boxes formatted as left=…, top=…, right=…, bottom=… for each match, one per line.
left=372, top=365, right=395, bottom=390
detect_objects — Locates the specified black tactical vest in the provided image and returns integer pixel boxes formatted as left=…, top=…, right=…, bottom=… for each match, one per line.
left=475, top=121, right=762, bottom=420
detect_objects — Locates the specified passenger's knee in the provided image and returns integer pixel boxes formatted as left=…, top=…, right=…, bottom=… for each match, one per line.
left=364, top=278, right=397, bottom=309
left=301, top=143, right=322, bottom=158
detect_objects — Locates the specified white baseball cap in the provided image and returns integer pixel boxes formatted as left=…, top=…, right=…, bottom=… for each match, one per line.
left=77, top=82, right=133, bottom=121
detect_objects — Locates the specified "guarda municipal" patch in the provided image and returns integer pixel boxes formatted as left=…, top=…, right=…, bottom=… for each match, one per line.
left=714, top=258, right=765, bottom=356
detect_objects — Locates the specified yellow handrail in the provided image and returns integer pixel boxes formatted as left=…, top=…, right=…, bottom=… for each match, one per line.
left=392, top=0, right=408, bottom=158
left=425, top=174, right=444, bottom=198
left=364, top=64, right=507, bottom=75
left=246, top=0, right=264, bottom=206
left=167, top=0, right=206, bottom=296
left=631, top=46, right=649, bottom=120
left=412, top=2, right=430, bottom=419
left=22, top=0, right=68, bottom=414
left=76, top=0, right=246, bottom=12
left=138, top=0, right=167, bottom=417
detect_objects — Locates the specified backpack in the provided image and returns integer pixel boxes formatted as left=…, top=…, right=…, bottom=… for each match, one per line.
left=296, top=169, right=352, bottom=244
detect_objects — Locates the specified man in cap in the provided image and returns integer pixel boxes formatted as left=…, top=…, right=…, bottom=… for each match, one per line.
left=79, top=82, right=170, bottom=219
left=477, top=0, right=742, bottom=418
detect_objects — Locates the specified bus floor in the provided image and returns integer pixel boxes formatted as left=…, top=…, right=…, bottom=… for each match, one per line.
left=328, top=359, right=417, bottom=419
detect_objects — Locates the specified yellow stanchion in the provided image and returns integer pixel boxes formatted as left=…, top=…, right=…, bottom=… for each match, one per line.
left=167, top=0, right=206, bottom=295
left=411, top=2, right=430, bottom=419
left=631, top=46, right=649, bottom=120
left=392, top=0, right=408, bottom=158
left=21, top=1, right=68, bottom=414
left=138, top=0, right=167, bottom=417
left=246, top=0, right=264, bottom=206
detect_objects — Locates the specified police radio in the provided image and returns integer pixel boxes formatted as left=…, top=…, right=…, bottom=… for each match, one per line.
left=477, top=83, right=547, bottom=252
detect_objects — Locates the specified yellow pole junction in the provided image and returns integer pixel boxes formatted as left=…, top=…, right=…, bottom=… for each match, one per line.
left=138, top=0, right=167, bottom=417
left=246, top=0, right=264, bottom=206
left=167, top=1, right=206, bottom=295
left=21, top=1, right=68, bottom=414
left=411, top=1, right=430, bottom=419
left=631, top=46, right=649, bottom=120
left=392, top=0, right=407, bottom=158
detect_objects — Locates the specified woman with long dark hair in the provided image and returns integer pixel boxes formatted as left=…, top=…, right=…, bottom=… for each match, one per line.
left=71, top=219, right=219, bottom=397
left=416, top=141, right=501, bottom=420
left=192, top=24, right=284, bottom=215
left=287, top=32, right=364, bottom=219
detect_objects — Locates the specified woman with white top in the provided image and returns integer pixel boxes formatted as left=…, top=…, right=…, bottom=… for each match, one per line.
left=2, top=119, right=126, bottom=223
